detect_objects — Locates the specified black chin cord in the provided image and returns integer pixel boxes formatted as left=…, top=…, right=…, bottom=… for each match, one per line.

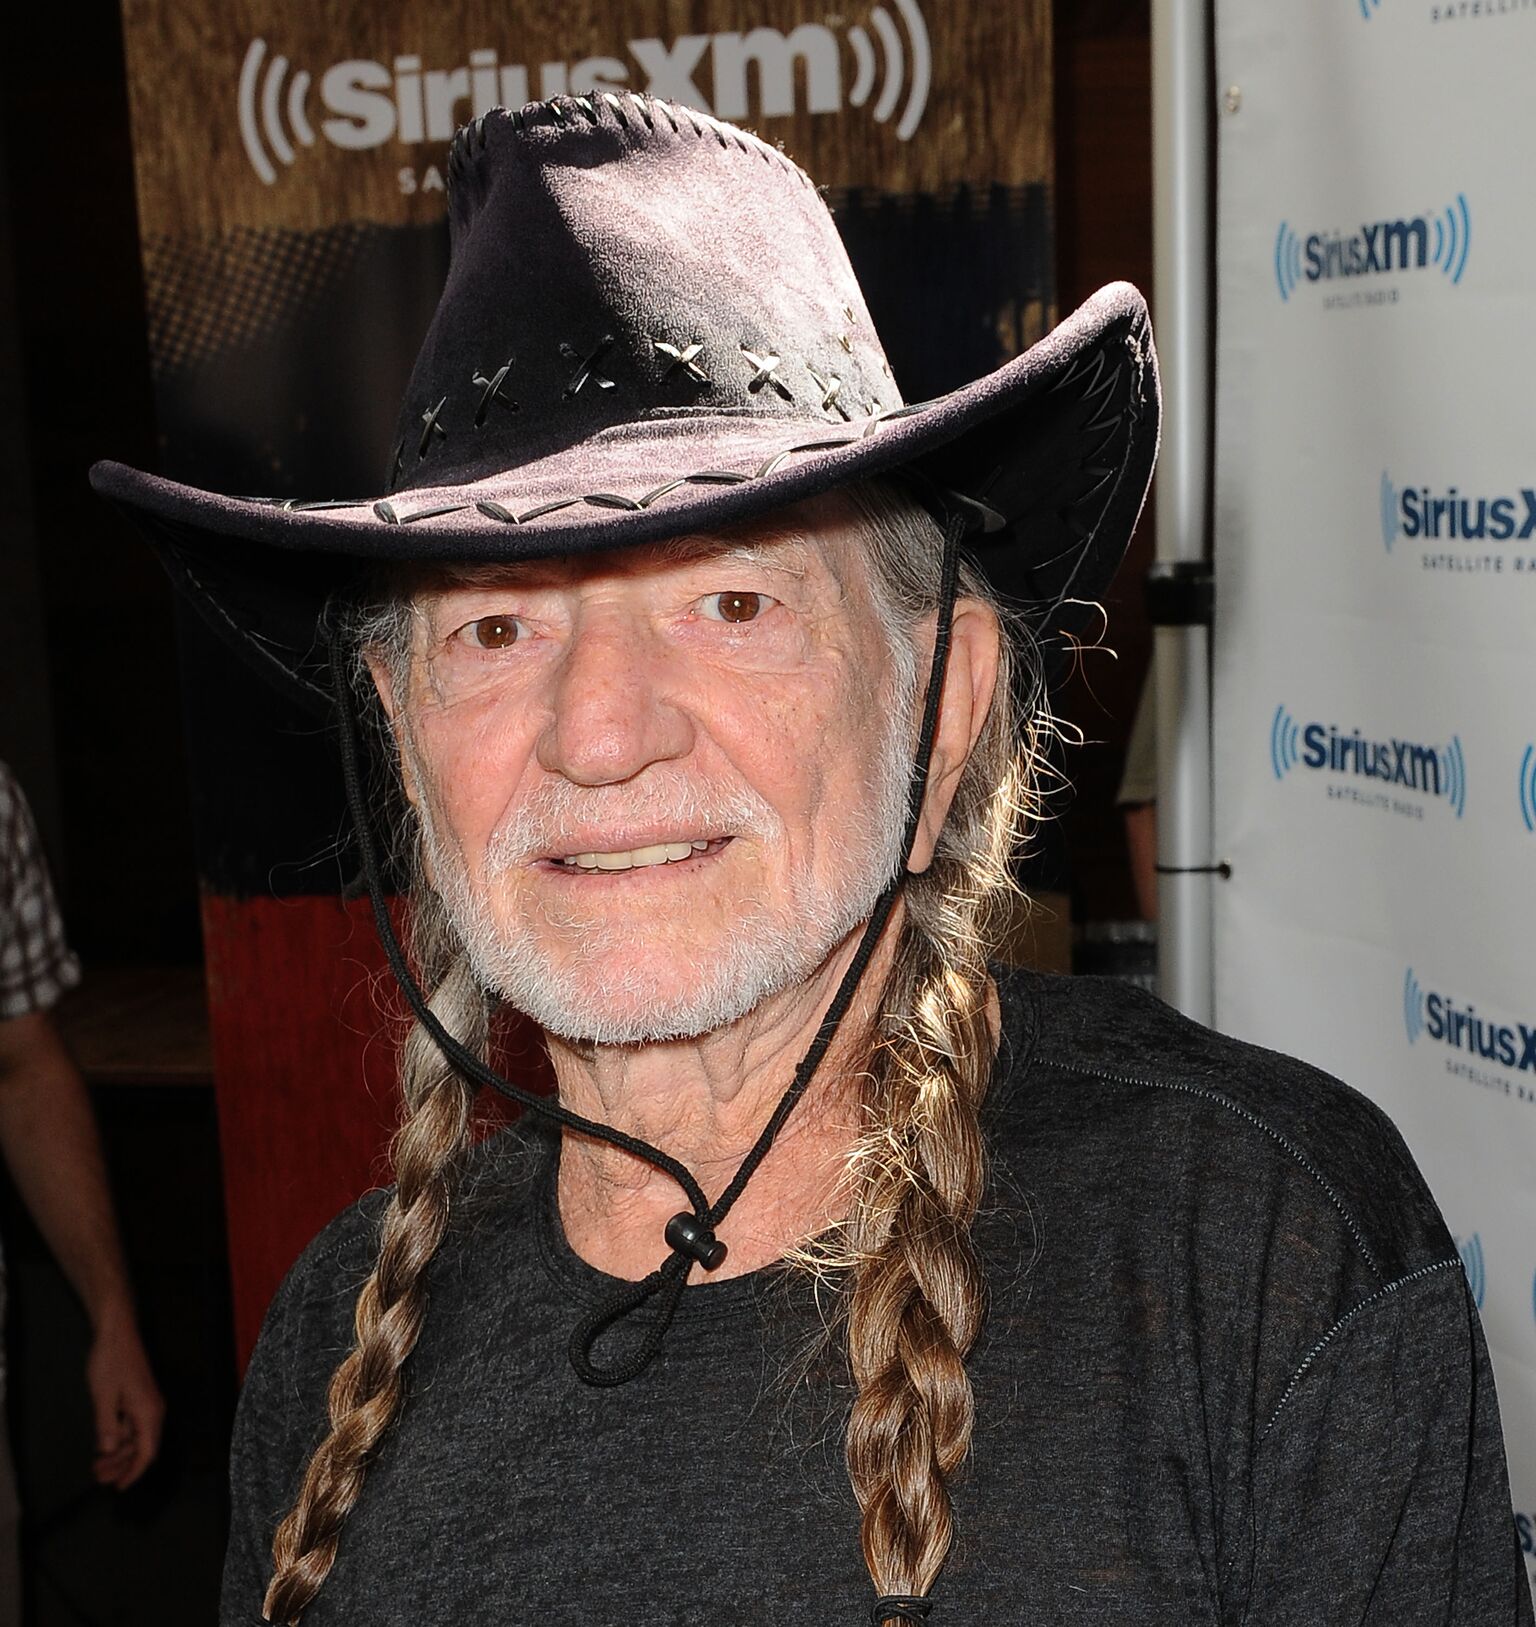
left=327, top=509, right=964, bottom=1391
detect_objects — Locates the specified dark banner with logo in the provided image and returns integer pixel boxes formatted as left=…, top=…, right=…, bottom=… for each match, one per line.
left=117, top=0, right=1054, bottom=1359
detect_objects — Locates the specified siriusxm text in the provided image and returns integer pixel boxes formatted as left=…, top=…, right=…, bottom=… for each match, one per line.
left=1301, top=725, right=1442, bottom=793
left=1425, top=994, right=1536, bottom=1074
left=1305, top=218, right=1433, bottom=281
left=1396, top=485, right=1536, bottom=541
left=319, top=34, right=842, bottom=147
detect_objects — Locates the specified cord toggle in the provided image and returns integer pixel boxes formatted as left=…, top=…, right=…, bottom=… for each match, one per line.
left=664, top=1211, right=728, bottom=1270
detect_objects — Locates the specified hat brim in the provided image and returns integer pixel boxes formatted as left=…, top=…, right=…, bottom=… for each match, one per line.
left=90, top=282, right=1158, bottom=714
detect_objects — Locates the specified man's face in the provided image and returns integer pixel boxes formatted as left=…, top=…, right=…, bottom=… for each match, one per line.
left=382, top=499, right=914, bottom=1045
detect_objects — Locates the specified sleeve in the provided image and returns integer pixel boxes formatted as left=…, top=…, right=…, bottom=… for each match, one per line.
left=0, top=764, right=81, bottom=1019
left=218, top=1202, right=381, bottom=1626
left=1234, top=1259, right=1534, bottom=1626
left=219, top=1261, right=311, bottom=1625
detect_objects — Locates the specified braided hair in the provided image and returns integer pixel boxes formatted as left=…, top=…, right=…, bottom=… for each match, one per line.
left=836, top=483, right=1034, bottom=1602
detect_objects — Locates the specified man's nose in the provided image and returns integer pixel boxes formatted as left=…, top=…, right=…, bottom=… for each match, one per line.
left=534, top=611, right=694, bottom=785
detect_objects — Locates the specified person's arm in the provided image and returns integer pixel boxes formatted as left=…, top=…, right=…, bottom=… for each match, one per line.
left=1234, top=1259, right=1533, bottom=1625
left=1121, top=800, right=1158, bottom=920
left=0, top=1007, right=163, bottom=1488
left=1117, top=672, right=1159, bottom=920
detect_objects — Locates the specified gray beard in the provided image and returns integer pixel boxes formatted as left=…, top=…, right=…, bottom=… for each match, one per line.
left=408, top=713, right=913, bottom=1047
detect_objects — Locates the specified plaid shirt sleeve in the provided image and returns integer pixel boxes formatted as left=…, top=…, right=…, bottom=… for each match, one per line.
left=0, top=762, right=81, bottom=1020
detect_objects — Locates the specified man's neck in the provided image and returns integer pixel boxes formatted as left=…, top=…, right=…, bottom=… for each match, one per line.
left=545, top=920, right=898, bottom=1283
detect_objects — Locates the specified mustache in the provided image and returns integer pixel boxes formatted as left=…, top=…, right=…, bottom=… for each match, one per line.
left=484, top=775, right=783, bottom=869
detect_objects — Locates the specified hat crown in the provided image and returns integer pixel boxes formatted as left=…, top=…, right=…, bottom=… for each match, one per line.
left=388, top=96, right=903, bottom=496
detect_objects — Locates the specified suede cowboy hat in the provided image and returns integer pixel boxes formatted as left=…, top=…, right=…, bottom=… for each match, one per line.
left=90, top=93, right=1158, bottom=714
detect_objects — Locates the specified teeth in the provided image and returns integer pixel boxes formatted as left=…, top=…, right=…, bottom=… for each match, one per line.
left=561, top=841, right=708, bottom=871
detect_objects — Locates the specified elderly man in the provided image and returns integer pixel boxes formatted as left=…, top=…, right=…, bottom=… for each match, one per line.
left=92, top=97, right=1530, bottom=1626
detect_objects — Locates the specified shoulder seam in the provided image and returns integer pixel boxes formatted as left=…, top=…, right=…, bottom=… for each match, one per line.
left=1034, top=1059, right=1388, bottom=1281
left=1258, top=1256, right=1462, bottom=1447
left=287, top=1189, right=389, bottom=1300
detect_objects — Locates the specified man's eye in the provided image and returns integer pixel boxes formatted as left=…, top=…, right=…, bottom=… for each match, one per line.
left=699, top=591, right=771, bottom=624
left=458, top=615, right=525, bottom=650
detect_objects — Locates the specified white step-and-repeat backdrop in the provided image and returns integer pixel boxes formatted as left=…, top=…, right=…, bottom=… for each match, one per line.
left=1211, top=0, right=1536, bottom=1591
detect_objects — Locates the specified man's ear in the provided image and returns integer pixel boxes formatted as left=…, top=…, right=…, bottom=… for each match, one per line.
left=362, top=649, right=421, bottom=813
left=906, top=596, right=1002, bottom=874
left=364, top=648, right=398, bottom=722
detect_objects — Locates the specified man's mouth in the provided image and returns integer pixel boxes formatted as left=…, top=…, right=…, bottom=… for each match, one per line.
left=550, top=838, right=726, bottom=873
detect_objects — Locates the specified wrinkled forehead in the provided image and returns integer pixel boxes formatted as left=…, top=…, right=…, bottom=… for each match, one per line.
left=402, top=491, right=874, bottom=608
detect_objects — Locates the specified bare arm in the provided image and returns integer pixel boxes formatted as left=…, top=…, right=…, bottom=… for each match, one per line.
left=1122, top=801, right=1158, bottom=922
left=0, top=1009, right=163, bottom=1487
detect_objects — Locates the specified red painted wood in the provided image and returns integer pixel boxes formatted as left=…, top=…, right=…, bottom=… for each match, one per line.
left=201, top=891, right=548, bottom=1370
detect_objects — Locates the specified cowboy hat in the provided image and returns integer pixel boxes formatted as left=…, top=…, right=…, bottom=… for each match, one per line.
left=90, top=93, right=1158, bottom=712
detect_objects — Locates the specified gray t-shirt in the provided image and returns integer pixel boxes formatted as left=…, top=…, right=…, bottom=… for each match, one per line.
left=222, top=971, right=1534, bottom=1625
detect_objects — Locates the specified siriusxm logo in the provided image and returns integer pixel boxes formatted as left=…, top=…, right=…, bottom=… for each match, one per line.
left=1380, top=473, right=1536, bottom=550
left=239, top=6, right=932, bottom=186
left=1270, top=706, right=1467, bottom=815
left=1520, top=744, right=1536, bottom=833
left=1274, top=194, right=1470, bottom=300
left=1454, top=1233, right=1487, bottom=1308
left=1405, top=967, right=1536, bottom=1075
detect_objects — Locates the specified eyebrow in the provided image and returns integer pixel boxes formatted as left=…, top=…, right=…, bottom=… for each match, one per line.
left=427, top=532, right=816, bottom=589
left=645, top=532, right=812, bottom=578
